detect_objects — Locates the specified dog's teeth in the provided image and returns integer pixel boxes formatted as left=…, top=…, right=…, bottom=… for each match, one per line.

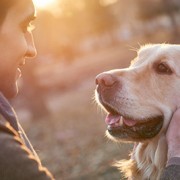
left=119, top=117, right=123, bottom=126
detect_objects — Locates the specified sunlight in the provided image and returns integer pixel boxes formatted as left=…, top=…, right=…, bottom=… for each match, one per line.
left=100, top=0, right=118, bottom=6
left=33, top=0, right=57, bottom=9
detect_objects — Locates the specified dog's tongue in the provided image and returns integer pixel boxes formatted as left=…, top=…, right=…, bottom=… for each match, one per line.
left=123, top=118, right=137, bottom=126
left=105, top=114, right=137, bottom=126
left=105, top=114, right=120, bottom=125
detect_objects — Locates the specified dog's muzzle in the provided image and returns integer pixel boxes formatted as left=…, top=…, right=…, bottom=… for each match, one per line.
left=95, top=73, right=164, bottom=142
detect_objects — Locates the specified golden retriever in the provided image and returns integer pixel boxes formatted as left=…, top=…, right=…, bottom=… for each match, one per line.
left=95, top=44, right=180, bottom=180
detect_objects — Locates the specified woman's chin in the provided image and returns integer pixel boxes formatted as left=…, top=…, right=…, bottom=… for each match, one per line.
left=3, top=83, right=19, bottom=99
left=16, top=68, right=22, bottom=80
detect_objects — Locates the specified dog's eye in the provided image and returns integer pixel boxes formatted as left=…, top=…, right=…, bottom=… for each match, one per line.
left=156, top=63, right=172, bottom=75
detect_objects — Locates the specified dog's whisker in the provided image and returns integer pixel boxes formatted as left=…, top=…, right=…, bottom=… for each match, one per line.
left=126, top=44, right=139, bottom=53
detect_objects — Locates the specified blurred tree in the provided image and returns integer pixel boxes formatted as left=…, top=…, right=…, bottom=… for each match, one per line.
left=56, top=0, right=118, bottom=41
left=33, top=0, right=119, bottom=63
left=83, top=0, right=118, bottom=35
left=136, top=0, right=165, bottom=20
left=136, top=0, right=180, bottom=40
left=163, top=0, right=180, bottom=39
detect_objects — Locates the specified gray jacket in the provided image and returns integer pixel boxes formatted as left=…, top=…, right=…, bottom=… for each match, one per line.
left=160, top=157, right=180, bottom=180
left=0, top=92, right=54, bottom=180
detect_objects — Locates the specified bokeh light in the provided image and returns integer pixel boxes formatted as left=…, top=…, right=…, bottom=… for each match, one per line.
left=33, top=0, right=58, bottom=9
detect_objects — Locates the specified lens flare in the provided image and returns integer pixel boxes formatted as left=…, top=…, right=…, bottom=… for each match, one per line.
left=33, top=0, right=57, bottom=9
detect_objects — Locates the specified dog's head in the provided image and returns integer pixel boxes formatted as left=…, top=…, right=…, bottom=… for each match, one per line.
left=95, top=44, right=180, bottom=142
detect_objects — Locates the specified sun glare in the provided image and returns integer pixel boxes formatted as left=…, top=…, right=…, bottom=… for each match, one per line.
left=33, top=0, right=57, bottom=9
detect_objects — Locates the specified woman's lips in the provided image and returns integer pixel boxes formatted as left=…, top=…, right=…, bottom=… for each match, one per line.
left=16, top=68, right=22, bottom=79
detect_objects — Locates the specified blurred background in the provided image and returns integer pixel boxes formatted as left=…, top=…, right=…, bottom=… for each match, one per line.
left=12, top=0, right=180, bottom=179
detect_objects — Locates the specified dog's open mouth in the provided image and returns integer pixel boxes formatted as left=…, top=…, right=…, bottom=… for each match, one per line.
left=102, top=103, right=164, bottom=141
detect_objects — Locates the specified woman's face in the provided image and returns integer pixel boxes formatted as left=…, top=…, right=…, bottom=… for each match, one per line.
left=0, top=0, right=37, bottom=98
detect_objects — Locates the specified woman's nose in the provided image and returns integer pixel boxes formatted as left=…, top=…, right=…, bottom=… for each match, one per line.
left=25, top=32, right=37, bottom=58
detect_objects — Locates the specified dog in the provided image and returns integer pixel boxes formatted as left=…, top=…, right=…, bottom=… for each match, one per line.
left=95, top=44, right=180, bottom=180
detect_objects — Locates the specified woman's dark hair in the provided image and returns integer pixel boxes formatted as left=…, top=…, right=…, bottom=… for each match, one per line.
left=0, top=0, right=16, bottom=25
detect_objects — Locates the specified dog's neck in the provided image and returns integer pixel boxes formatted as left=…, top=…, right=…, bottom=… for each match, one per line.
left=117, top=134, right=168, bottom=180
left=132, top=135, right=168, bottom=180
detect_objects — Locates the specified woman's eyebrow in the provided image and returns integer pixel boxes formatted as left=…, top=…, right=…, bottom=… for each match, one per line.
left=20, top=14, right=36, bottom=27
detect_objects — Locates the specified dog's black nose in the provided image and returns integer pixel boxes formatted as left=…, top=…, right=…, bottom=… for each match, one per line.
left=96, top=73, right=117, bottom=87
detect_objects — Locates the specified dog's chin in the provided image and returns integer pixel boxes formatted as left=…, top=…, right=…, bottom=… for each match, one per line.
left=106, top=115, right=164, bottom=142
left=99, top=99, right=164, bottom=142
left=97, top=94, right=164, bottom=142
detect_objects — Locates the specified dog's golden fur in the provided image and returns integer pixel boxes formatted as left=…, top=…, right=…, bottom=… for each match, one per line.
left=95, top=44, right=180, bottom=180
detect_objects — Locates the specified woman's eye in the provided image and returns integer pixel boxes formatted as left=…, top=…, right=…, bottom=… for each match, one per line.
left=155, top=62, right=172, bottom=75
left=22, top=22, right=35, bottom=33
left=27, top=23, right=35, bottom=32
